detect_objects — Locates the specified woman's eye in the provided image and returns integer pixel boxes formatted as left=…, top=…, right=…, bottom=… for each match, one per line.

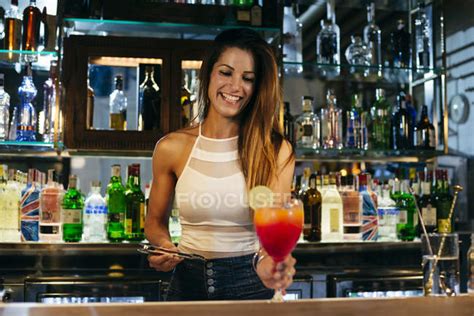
left=243, top=77, right=255, bottom=83
left=219, top=70, right=232, bottom=76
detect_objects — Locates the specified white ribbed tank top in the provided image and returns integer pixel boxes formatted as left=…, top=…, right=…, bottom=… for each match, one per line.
left=174, top=124, right=259, bottom=259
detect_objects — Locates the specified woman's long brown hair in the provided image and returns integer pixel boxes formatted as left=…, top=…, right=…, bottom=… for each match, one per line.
left=198, top=28, right=294, bottom=189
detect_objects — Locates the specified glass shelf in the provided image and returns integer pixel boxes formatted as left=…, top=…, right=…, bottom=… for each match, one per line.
left=295, top=147, right=444, bottom=162
left=0, top=49, right=58, bottom=71
left=0, top=141, right=64, bottom=155
left=63, top=18, right=280, bottom=41
left=282, top=61, right=445, bottom=84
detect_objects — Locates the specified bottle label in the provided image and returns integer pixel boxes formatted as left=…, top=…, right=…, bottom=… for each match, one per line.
left=438, top=219, right=451, bottom=233
left=63, top=209, right=82, bottom=224
left=125, top=218, right=132, bottom=235
left=140, top=202, right=145, bottom=229
left=237, top=9, right=251, bottom=23
left=302, top=124, right=313, bottom=137
left=399, top=210, right=407, bottom=224
left=85, top=204, right=107, bottom=214
left=422, top=206, right=436, bottom=226
left=108, top=212, right=124, bottom=223
left=330, top=208, right=340, bottom=233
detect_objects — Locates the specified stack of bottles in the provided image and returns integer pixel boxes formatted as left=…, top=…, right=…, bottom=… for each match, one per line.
left=285, top=89, right=435, bottom=152
left=0, top=163, right=173, bottom=243
left=0, top=61, right=61, bottom=143
left=293, top=167, right=454, bottom=243
left=282, top=0, right=432, bottom=75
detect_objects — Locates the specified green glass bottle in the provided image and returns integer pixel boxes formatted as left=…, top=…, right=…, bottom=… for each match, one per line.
left=396, top=177, right=418, bottom=241
left=62, top=175, right=84, bottom=242
left=370, top=89, right=391, bottom=150
left=106, top=164, right=126, bottom=242
left=435, top=169, right=453, bottom=233
left=124, top=164, right=145, bottom=241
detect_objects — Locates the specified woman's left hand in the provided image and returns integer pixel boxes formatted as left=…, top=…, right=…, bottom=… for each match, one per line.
left=255, top=253, right=296, bottom=292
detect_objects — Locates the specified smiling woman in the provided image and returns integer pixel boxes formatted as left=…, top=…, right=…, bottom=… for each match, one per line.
left=144, top=28, right=296, bottom=301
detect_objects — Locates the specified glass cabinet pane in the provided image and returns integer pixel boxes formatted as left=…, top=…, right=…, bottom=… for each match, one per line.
left=87, top=56, right=163, bottom=132
left=180, top=60, right=202, bottom=127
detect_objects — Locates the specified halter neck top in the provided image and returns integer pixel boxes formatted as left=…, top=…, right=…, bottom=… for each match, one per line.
left=174, top=124, right=258, bottom=259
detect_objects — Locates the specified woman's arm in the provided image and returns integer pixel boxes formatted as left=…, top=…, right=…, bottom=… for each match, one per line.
left=145, top=135, right=183, bottom=271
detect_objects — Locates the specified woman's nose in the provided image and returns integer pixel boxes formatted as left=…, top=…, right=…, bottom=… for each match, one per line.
left=229, top=75, right=242, bottom=91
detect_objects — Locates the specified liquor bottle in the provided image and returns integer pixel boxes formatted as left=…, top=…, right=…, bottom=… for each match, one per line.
left=358, top=173, right=378, bottom=241
left=294, top=96, right=320, bottom=149
left=391, top=19, right=410, bottom=68
left=302, top=173, right=322, bottom=241
left=316, top=0, right=340, bottom=76
left=83, top=181, right=108, bottom=242
left=377, top=184, right=399, bottom=241
left=298, top=167, right=311, bottom=200
left=344, top=35, right=371, bottom=76
left=250, top=0, right=262, bottom=26
left=16, top=66, right=37, bottom=142
left=414, top=105, right=435, bottom=149
left=435, top=170, right=453, bottom=233
left=282, top=0, right=303, bottom=74
left=39, top=169, right=63, bottom=242
left=106, top=164, right=126, bottom=241
left=0, top=74, right=10, bottom=141
left=396, top=174, right=417, bottom=241
left=86, top=79, right=94, bottom=129
left=415, top=0, right=431, bottom=69
left=20, top=168, right=40, bottom=241
left=321, top=173, right=343, bottom=242
left=42, top=61, right=59, bottom=143
left=62, top=175, right=84, bottom=242
left=234, top=0, right=252, bottom=24
left=419, top=171, right=436, bottom=233
left=4, top=0, right=22, bottom=62
left=0, top=168, right=21, bottom=242
left=405, top=94, right=417, bottom=134
left=283, top=102, right=294, bottom=144
left=321, top=89, right=343, bottom=149
left=139, top=65, right=161, bottom=131
left=346, top=93, right=362, bottom=149
left=371, top=89, right=391, bottom=150
left=391, top=91, right=412, bottom=150
left=363, top=2, right=381, bottom=73
left=109, top=75, right=127, bottom=131
left=22, top=0, right=41, bottom=61
left=124, top=164, right=145, bottom=241
left=340, top=175, right=362, bottom=241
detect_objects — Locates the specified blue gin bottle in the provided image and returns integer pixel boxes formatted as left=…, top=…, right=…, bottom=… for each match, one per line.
left=16, top=70, right=37, bottom=141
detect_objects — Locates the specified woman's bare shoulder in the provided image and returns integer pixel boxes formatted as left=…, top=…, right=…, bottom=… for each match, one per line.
left=153, top=126, right=199, bottom=158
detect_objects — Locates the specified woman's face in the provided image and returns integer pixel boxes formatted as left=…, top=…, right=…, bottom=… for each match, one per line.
left=207, top=47, right=256, bottom=119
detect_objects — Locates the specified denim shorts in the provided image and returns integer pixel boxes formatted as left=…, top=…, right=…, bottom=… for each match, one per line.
left=165, top=253, right=274, bottom=301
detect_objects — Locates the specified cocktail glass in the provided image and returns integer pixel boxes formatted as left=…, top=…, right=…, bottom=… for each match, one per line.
left=254, top=198, right=304, bottom=301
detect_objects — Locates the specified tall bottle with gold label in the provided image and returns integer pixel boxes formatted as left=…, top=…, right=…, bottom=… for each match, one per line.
left=125, top=164, right=145, bottom=241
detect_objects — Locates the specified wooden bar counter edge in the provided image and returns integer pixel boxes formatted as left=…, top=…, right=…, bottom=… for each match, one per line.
left=1, top=296, right=473, bottom=316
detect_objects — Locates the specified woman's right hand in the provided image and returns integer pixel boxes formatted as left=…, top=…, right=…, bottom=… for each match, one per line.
left=147, top=242, right=184, bottom=272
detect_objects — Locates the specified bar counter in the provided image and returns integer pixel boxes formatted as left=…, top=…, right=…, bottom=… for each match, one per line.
left=1, top=296, right=473, bottom=316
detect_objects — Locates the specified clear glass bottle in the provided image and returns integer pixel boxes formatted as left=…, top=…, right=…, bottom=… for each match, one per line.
left=317, top=19, right=340, bottom=76
left=282, top=1, right=303, bottom=74
left=377, top=184, right=400, bottom=241
left=415, top=0, right=431, bottom=69
left=346, top=93, right=363, bottom=149
left=345, top=35, right=371, bottom=76
left=414, top=105, right=435, bottom=149
left=363, top=3, right=381, bottom=73
left=22, top=0, right=41, bottom=62
left=83, top=181, right=108, bottom=242
left=0, top=74, right=11, bottom=141
left=391, top=19, right=411, bottom=68
left=4, top=0, right=22, bottom=62
left=0, top=168, right=21, bottom=242
left=321, top=89, right=343, bottom=149
left=124, top=163, right=145, bottom=241
left=371, top=88, right=391, bottom=150
left=106, top=164, right=126, bottom=242
left=20, top=168, right=40, bottom=241
left=16, top=67, right=37, bottom=142
left=294, top=96, right=320, bottom=149
left=42, top=61, right=59, bottom=143
left=39, top=169, right=64, bottom=242
left=340, top=175, right=362, bottom=241
left=359, top=173, right=378, bottom=241
left=109, top=75, right=127, bottom=131
left=321, top=173, right=343, bottom=242
left=139, top=65, right=161, bottom=131
left=62, top=175, right=84, bottom=242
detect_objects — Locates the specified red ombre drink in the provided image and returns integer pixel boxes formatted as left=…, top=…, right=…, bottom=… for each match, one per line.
left=254, top=200, right=303, bottom=262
